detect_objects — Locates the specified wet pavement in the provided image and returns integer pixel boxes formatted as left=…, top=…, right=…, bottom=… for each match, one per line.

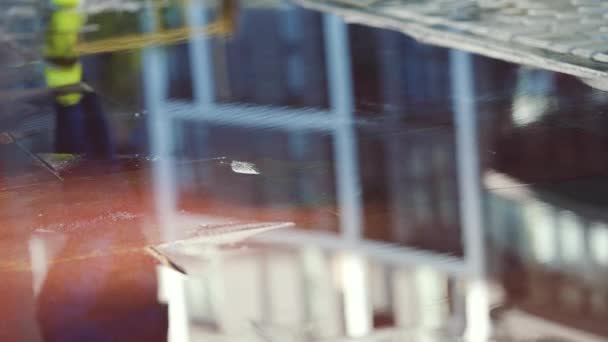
left=1, top=0, right=608, bottom=341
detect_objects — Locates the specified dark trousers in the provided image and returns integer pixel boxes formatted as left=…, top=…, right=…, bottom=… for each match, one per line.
left=54, top=91, right=114, bottom=158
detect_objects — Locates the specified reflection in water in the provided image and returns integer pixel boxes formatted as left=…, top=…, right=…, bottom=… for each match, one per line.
left=45, top=0, right=114, bottom=157
left=155, top=241, right=492, bottom=341
left=1, top=0, right=608, bottom=341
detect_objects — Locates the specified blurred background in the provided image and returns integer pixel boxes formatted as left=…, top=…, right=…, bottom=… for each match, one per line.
left=1, top=0, right=608, bottom=341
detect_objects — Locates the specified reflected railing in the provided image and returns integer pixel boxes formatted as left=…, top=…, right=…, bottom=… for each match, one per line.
left=136, top=0, right=608, bottom=341
left=144, top=0, right=476, bottom=273
left=140, top=1, right=493, bottom=340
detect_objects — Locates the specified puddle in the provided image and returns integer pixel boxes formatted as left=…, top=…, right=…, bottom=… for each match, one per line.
left=1, top=0, right=608, bottom=341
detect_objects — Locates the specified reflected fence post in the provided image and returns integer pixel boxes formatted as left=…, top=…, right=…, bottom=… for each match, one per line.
left=450, top=49, right=491, bottom=342
left=186, top=0, right=214, bottom=181
left=187, top=0, right=215, bottom=107
left=323, top=13, right=363, bottom=244
left=141, top=3, right=177, bottom=241
left=141, top=5, right=184, bottom=340
left=323, top=13, right=371, bottom=337
left=152, top=2, right=218, bottom=341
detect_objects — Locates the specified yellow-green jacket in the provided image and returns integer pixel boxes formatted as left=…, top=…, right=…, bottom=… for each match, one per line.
left=44, top=0, right=84, bottom=106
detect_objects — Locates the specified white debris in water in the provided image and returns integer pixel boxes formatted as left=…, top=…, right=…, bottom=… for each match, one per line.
left=230, top=161, right=260, bottom=175
left=157, top=221, right=294, bottom=251
left=33, top=229, right=55, bottom=234
left=108, top=211, right=139, bottom=221
left=32, top=211, right=141, bottom=233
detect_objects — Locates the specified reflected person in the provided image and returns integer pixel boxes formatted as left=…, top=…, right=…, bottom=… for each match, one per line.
left=44, top=0, right=114, bottom=158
